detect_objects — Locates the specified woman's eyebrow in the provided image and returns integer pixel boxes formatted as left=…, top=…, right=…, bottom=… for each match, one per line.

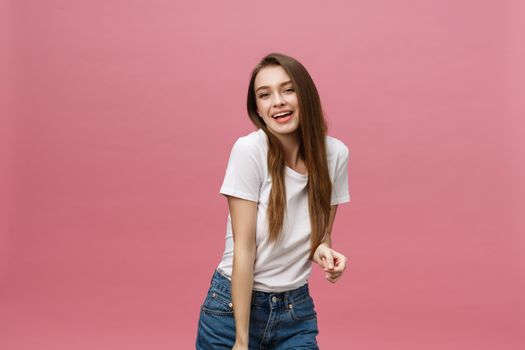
left=255, top=80, right=292, bottom=92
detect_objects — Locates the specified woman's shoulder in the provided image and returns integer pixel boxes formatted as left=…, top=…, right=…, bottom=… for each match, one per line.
left=229, top=128, right=267, bottom=159
left=235, top=128, right=266, bottom=145
left=326, top=134, right=350, bottom=157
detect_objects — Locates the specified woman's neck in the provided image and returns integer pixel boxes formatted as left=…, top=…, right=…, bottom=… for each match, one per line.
left=273, top=130, right=302, bottom=167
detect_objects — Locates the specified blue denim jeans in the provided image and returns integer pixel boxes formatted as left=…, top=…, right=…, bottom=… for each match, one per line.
left=195, top=269, right=319, bottom=350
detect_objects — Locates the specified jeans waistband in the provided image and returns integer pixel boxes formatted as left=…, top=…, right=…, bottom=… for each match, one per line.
left=210, top=269, right=311, bottom=308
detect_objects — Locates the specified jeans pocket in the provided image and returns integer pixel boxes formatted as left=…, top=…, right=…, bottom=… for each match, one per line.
left=201, top=288, right=234, bottom=316
left=289, top=295, right=317, bottom=322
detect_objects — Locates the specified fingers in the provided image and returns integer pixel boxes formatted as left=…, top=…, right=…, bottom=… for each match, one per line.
left=326, top=254, right=335, bottom=270
left=317, top=247, right=349, bottom=283
left=325, top=273, right=342, bottom=283
left=332, top=251, right=347, bottom=270
left=324, top=251, right=348, bottom=283
left=324, top=269, right=343, bottom=283
left=325, top=267, right=345, bottom=282
left=321, top=252, right=335, bottom=271
left=318, top=253, right=334, bottom=271
left=325, top=254, right=346, bottom=272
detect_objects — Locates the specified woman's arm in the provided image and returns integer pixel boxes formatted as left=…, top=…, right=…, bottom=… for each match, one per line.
left=321, top=204, right=338, bottom=248
left=311, top=204, right=337, bottom=267
left=312, top=204, right=348, bottom=283
left=227, top=195, right=257, bottom=348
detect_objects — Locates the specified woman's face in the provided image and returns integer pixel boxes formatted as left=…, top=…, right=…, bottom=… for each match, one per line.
left=254, top=65, right=300, bottom=136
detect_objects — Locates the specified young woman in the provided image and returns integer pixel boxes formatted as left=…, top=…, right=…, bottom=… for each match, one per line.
left=195, top=52, right=351, bottom=350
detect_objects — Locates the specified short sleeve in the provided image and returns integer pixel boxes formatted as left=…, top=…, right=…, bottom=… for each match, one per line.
left=331, top=145, right=351, bottom=205
left=219, top=137, right=263, bottom=203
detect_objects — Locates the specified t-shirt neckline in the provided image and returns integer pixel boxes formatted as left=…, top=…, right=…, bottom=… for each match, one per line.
left=285, top=165, right=308, bottom=178
left=258, top=129, right=308, bottom=178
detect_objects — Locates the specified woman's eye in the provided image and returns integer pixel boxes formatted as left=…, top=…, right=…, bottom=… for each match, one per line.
left=258, top=88, right=293, bottom=98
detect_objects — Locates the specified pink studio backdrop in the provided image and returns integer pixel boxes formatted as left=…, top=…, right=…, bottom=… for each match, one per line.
left=1, top=1, right=524, bottom=349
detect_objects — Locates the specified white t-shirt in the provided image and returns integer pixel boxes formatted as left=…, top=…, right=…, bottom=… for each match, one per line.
left=217, top=128, right=350, bottom=292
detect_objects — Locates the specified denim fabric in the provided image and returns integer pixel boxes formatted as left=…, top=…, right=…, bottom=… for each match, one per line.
left=196, top=269, right=319, bottom=350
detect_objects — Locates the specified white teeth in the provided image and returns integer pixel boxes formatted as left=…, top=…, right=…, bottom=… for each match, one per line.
left=273, top=111, right=292, bottom=118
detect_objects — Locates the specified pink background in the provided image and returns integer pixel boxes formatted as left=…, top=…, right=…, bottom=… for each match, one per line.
left=1, top=0, right=524, bottom=349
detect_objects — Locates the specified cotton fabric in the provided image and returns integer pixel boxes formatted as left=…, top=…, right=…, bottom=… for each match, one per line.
left=217, top=129, right=350, bottom=292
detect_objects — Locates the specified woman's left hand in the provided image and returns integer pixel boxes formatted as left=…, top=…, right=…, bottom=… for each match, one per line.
left=313, top=243, right=347, bottom=283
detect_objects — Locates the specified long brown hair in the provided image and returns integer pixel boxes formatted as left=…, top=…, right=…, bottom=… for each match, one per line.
left=246, top=52, right=331, bottom=260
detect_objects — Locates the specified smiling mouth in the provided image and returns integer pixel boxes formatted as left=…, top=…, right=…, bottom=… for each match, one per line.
left=271, top=111, right=294, bottom=124
left=272, top=111, right=293, bottom=119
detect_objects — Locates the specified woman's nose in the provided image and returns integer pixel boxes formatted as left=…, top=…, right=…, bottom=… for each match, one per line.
left=272, top=93, right=285, bottom=106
